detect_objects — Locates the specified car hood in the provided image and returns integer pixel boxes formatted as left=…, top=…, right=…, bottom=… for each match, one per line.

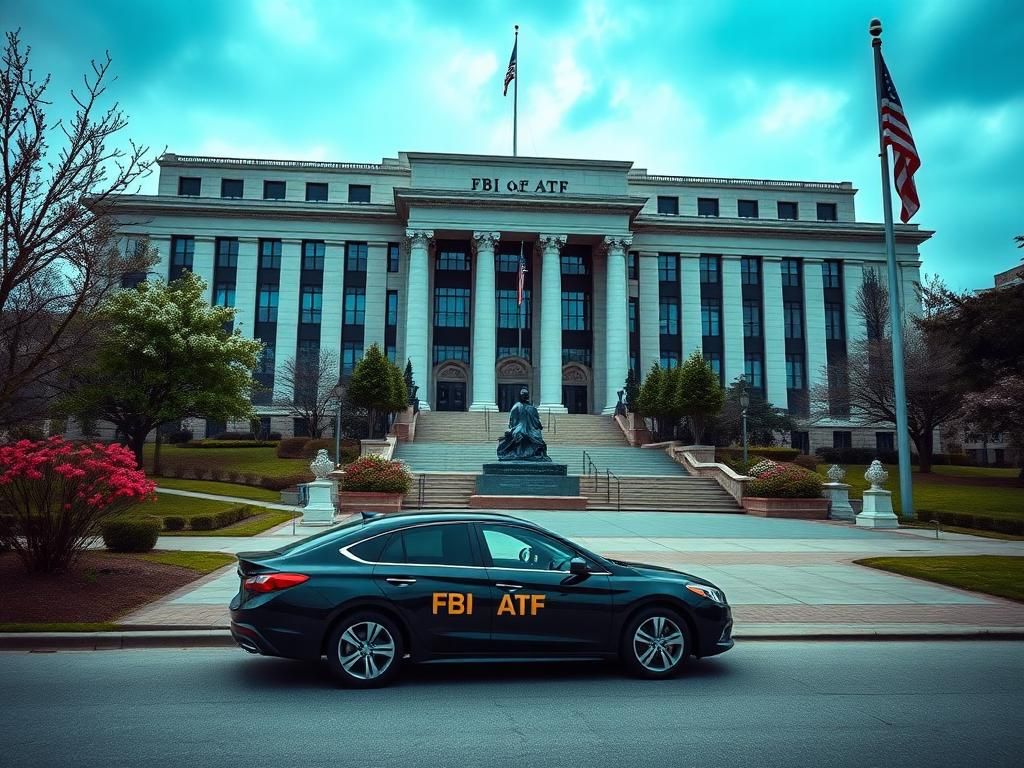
left=610, top=559, right=717, bottom=588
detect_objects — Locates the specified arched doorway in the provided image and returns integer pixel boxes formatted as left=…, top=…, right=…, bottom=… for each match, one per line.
left=562, top=363, right=592, bottom=414
left=495, top=356, right=532, bottom=412
left=433, top=360, right=469, bottom=411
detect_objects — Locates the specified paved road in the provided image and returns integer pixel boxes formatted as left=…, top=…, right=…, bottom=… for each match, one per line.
left=3, top=642, right=1022, bottom=767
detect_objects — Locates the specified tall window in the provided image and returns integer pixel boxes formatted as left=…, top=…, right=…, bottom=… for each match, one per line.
left=177, top=177, right=200, bottom=196
left=738, top=199, right=759, bottom=218
left=434, top=287, right=470, bottom=327
left=260, top=239, right=281, bottom=269
left=433, top=345, right=470, bottom=364
left=817, top=202, right=838, bottom=221
left=704, top=351, right=721, bottom=378
left=699, top=255, right=719, bottom=284
left=740, top=257, right=759, bottom=285
left=297, top=339, right=319, bottom=365
left=257, top=344, right=275, bottom=375
left=659, top=299, right=679, bottom=335
left=437, top=249, right=470, bottom=271
left=560, top=254, right=588, bottom=275
left=561, top=291, right=589, bottom=330
left=215, top=237, right=238, bottom=267
left=386, top=291, right=398, bottom=326
left=214, top=282, right=235, bottom=307
left=657, top=196, right=678, bottom=215
left=497, top=289, right=530, bottom=328
left=781, top=258, right=801, bottom=287
left=344, top=288, right=366, bottom=325
left=660, top=351, right=680, bottom=369
left=628, top=298, right=637, bottom=333
left=701, top=298, right=721, bottom=337
left=342, top=342, right=363, bottom=375
left=171, top=236, right=194, bottom=268
left=822, top=261, right=841, bottom=289
left=742, top=301, right=761, bottom=337
left=348, top=184, right=371, bottom=203
left=305, top=182, right=328, bottom=202
left=345, top=242, right=368, bottom=272
left=498, top=346, right=531, bottom=361
left=697, top=197, right=719, bottom=217
left=744, top=353, right=763, bottom=389
left=786, top=353, right=804, bottom=389
left=832, top=431, right=852, bottom=449
left=628, top=252, right=638, bottom=280
left=220, top=179, right=243, bottom=198
left=303, top=240, right=325, bottom=270
left=563, top=348, right=592, bottom=366
left=657, top=253, right=678, bottom=282
left=387, top=243, right=400, bottom=272
left=778, top=201, right=798, bottom=220
left=825, top=302, right=844, bottom=340
left=784, top=302, right=803, bottom=339
left=497, top=252, right=520, bottom=272
left=257, top=285, right=278, bottom=322
left=301, top=286, right=322, bottom=324
left=263, top=180, right=285, bottom=200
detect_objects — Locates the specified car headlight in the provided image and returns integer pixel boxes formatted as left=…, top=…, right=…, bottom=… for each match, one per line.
left=686, top=583, right=726, bottom=604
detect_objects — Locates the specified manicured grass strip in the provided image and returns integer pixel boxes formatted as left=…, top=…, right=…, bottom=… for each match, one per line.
left=155, top=478, right=278, bottom=501
left=157, top=511, right=298, bottom=537
left=933, top=466, right=1020, bottom=480
left=899, top=522, right=1024, bottom=541
left=127, top=494, right=240, bottom=521
left=0, top=623, right=121, bottom=633
left=856, top=556, right=1024, bottom=603
left=144, top=444, right=312, bottom=481
left=138, top=551, right=237, bottom=574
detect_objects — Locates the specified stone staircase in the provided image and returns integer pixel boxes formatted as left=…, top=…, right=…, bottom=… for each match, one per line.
left=402, top=473, right=478, bottom=509
left=413, top=411, right=628, bottom=446
left=580, top=475, right=741, bottom=513
left=394, top=443, right=683, bottom=475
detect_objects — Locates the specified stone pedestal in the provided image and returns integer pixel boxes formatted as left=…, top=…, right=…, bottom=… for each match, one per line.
left=823, top=482, right=855, bottom=521
left=301, top=479, right=336, bottom=526
left=855, top=489, right=899, bottom=529
left=476, top=462, right=580, bottom=496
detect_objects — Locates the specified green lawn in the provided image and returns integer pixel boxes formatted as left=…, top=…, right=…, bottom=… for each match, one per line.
left=856, top=556, right=1024, bottom=603
left=158, top=510, right=297, bottom=537
left=143, top=444, right=313, bottom=481
left=932, top=465, right=1020, bottom=480
left=125, top=490, right=296, bottom=536
left=138, top=551, right=236, bottom=573
left=155, top=477, right=278, bottom=501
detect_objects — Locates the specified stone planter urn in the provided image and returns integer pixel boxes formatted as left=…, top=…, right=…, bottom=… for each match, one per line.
left=822, top=464, right=855, bottom=522
left=300, top=449, right=337, bottom=526
left=855, top=460, right=899, bottom=529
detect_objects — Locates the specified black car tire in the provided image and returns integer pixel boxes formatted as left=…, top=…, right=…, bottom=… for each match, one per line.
left=620, top=607, right=690, bottom=679
left=326, top=611, right=405, bottom=688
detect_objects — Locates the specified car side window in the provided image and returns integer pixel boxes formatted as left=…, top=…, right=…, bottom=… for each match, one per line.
left=347, top=533, right=392, bottom=563
left=376, top=524, right=477, bottom=567
left=480, top=525, right=578, bottom=571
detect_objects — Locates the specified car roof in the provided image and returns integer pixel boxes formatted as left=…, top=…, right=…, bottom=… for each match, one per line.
left=359, top=511, right=532, bottom=532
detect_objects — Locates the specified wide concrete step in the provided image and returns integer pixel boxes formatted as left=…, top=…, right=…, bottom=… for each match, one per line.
left=414, top=411, right=628, bottom=446
left=394, top=443, right=686, bottom=476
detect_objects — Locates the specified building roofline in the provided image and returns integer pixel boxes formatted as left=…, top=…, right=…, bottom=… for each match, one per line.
left=628, top=170, right=855, bottom=193
left=156, top=153, right=410, bottom=176
left=632, top=214, right=933, bottom=244
left=400, top=151, right=635, bottom=171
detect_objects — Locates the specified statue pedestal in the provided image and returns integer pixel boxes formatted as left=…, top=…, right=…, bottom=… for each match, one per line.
left=477, top=462, right=579, bottom=496
left=823, top=482, right=855, bottom=521
left=301, top=480, right=336, bottom=526
left=855, top=489, right=900, bottom=529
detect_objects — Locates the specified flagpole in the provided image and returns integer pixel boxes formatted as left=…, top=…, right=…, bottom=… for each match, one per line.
left=870, top=18, right=914, bottom=520
left=512, top=24, right=519, bottom=157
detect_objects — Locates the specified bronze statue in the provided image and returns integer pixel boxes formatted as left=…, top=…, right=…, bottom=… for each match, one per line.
left=496, top=388, right=551, bottom=461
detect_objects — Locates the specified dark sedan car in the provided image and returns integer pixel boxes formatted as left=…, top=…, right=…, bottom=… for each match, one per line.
left=230, top=512, right=733, bottom=687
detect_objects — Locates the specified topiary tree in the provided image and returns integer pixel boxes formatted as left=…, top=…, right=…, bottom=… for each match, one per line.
left=624, top=368, right=640, bottom=414
left=403, top=359, right=416, bottom=406
left=676, top=351, right=724, bottom=445
left=348, top=344, right=408, bottom=438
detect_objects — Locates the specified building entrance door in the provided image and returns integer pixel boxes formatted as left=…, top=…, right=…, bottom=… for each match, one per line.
left=562, top=385, right=588, bottom=414
left=436, top=382, right=467, bottom=412
left=497, top=383, right=529, bottom=412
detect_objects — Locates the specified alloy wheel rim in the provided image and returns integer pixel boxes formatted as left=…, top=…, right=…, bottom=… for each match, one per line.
left=338, top=621, right=396, bottom=680
left=633, top=616, right=684, bottom=672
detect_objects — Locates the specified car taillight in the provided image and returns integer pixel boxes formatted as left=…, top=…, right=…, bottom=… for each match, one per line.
left=243, top=573, right=309, bottom=593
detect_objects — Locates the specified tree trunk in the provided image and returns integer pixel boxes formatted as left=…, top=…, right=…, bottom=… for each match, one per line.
left=153, top=429, right=162, bottom=476
left=128, top=428, right=148, bottom=469
left=910, top=431, right=933, bottom=473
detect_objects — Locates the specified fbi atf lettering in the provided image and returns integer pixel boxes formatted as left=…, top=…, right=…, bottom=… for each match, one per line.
left=471, top=178, right=569, bottom=194
left=432, top=591, right=546, bottom=616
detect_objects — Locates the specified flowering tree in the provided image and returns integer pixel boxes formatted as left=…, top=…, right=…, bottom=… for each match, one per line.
left=0, top=437, right=155, bottom=573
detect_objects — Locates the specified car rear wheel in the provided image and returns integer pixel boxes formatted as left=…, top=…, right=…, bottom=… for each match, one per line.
left=621, top=608, right=690, bottom=679
left=327, top=612, right=404, bottom=688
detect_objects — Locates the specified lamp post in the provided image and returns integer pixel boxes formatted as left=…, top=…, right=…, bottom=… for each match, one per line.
left=739, top=376, right=750, bottom=465
left=331, top=379, right=345, bottom=468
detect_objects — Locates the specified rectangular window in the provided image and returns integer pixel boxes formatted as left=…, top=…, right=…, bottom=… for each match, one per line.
left=657, top=253, right=678, bottom=282
left=305, top=182, right=328, bottom=202
left=560, top=254, right=588, bottom=275
left=628, top=298, right=637, bottom=333
left=256, top=344, right=275, bottom=375
left=657, top=196, right=679, bottom=215
left=659, top=351, right=680, bottom=370
left=348, top=184, right=371, bottom=203
left=302, top=240, right=325, bottom=271
left=171, top=236, right=194, bottom=268
left=301, top=286, right=322, bottom=324
left=178, top=176, right=201, bottom=196
left=876, top=432, right=895, bottom=452
left=345, top=242, right=368, bottom=272
left=433, top=345, right=470, bottom=364
left=744, top=353, right=763, bottom=389
left=628, top=252, right=638, bottom=280
left=297, top=339, right=319, bottom=365
left=703, top=351, right=721, bottom=378
left=659, top=299, right=679, bottom=335
left=784, top=302, right=803, bottom=339
left=786, top=353, right=805, bottom=389
left=817, top=202, right=838, bottom=221
left=220, top=179, right=243, bottom=198
left=699, top=255, right=719, bottom=284
left=561, top=291, right=589, bottom=331
left=497, top=252, right=520, bottom=272
left=832, top=431, right=852, bottom=449
left=342, top=342, right=363, bottom=375
left=386, top=291, right=398, bottom=326
left=740, top=257, right=760, bottom=285
left=791, top=431, right=809, bottom=453
left=498, top=346, right=531, bottom=362
left=701, top=298, right=721, bottom=337
left=386, top=345, right=396, bottom=364
left=781, top=258, right=801, bottom=288
left=437, top=249, right=470, bottom=271
left=742, top=300, right=761, bottom=337
left=825, top=302, right=844, bottom=340
left=215, top=237, right=238, bottom=267
left=434, top=287, right=470, bottom=327
left=214, top=282, right=235, bottom=307
left=387, top=243, right=400, bottom=273
left=257, top=285, right=278, bottom=322
left=263, top=180, right=285, bottom=200
left=497, top=289, right=530, bottom=329
left=778, top=201, right=798, bottom=220
left=697, top=197, right=719, bottom=217
left=562, top=348, right=592, bottom=366
left=738, top=199, right=759, bottom=218
left=822, top=261, right=842, bottom=289
left=259, top=239, right=281, bottom=269
left=343, top=288, right=366, bottom=325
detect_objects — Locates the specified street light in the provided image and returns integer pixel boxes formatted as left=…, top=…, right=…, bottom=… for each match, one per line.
left=739, top=376, right=750, bottom=465
left=330, top=379, right=345, bottom=468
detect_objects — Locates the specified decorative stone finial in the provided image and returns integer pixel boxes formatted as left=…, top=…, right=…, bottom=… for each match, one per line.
left=310, top=449, right=334, bottom=479
left=864, top=459, right=889, bottom=490
left=827, top=464, right=846, bottom=483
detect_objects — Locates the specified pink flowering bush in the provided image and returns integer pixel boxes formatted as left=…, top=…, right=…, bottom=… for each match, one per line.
left=0, top=437, right=156, bottom=573
left=746, top=461, right=823, bottom=499
left=341, top=456, right=412, bottom=494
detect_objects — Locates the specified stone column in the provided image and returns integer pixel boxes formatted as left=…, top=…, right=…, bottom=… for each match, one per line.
left=321, top=240, right=346, bottom=366
left=803, top=258, right=828, bottom=399
left=193, top=235, right=216, bottom=301
left=234, top=237, right=259, bottom=339
left=602, top=235, right=632, bottom=415
left=762, top=256, right=788, bottom=410
left=637, top=251, right=660, bottom=376
left=363, top=241, right=388, bottom=352
left=900, top=261, right=922, bottom=320
left=404, top=229, right=434, bottom=411
left=843, top=260, right=865, bottom=347
left=469, top=231, right=500, bottom=411
left=537, top=233, right=567, bottom=413
left=721, top=254, right=744, bottom=386
left=680, top=255, right=703, bottom=358
left=273, top=239, right=303, bottom=402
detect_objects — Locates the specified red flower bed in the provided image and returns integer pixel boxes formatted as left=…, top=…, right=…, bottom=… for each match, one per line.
left=340, top=455, right=411, bottom=494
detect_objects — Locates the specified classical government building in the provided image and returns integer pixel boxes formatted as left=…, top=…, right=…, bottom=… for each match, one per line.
left=109, top=151, right=932, bottom=453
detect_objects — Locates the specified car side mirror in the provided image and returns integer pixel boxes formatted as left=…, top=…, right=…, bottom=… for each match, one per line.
left=569, top=557, right=589, bottom=575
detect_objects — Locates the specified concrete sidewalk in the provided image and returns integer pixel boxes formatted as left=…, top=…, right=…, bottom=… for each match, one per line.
left=155, top=487, right=300, bottom=512
left=113, top=511, right=1024, bottom=637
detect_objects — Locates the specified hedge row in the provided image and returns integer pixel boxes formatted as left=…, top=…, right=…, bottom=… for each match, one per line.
left=717, top=447, right=800, bottom=464
left=184, top=506, right=255, bottom=531
left=916, top=509, right=1024, bottom=536
left=815, top=447, right=975, bottom=466
left=102, top=518, right=161, bottom=552
left=181, top=439, right=278, bottom=449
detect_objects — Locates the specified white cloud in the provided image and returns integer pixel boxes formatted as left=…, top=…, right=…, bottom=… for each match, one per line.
left=252, top=0, right=319, bottom=46
left=755, top=84, right=850, bottom=135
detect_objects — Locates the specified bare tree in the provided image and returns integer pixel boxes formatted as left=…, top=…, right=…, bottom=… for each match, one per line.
left=857, top=267, right=889, bottom=340
left=0, top=30, right=154, bottom=428
left=273, top=350, right=340, bottom=439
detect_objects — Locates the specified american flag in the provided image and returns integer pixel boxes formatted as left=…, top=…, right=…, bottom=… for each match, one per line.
left=879, top=54, right=921, bottom=223
left=516, top=249, right=527, bottom=306
left=503, top=39, right=517, bottom=96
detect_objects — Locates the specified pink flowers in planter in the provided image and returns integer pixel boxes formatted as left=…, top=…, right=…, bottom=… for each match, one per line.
left=745, top=458, right=823, bottom=499
left=340, top=455, right=412, bottom=494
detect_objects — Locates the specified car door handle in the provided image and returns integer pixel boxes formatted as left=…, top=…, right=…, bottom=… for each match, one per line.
left=385, top=577, right=417, bottom=586
left=495, top=582, right=523, bottom=591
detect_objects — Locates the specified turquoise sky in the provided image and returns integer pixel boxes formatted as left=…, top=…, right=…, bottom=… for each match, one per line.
left=6, top=0, right=1022, bottom=290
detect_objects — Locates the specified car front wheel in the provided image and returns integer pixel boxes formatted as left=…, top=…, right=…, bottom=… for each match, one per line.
left=327, top=612, right=404, bottom=688
left=621, top=608, right=690, bottom=679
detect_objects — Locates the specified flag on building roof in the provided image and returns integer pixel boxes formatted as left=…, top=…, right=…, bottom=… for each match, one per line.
left=503, top=38, right=517, bottom=96
left=879, top=54, right=921, bottom=223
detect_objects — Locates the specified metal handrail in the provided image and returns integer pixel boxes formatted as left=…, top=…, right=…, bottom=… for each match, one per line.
left=580, top=451, right=621, bottom=511
left=606, top=469, right=622, bottom=512
left=417, top=474, right=425, bottom=510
